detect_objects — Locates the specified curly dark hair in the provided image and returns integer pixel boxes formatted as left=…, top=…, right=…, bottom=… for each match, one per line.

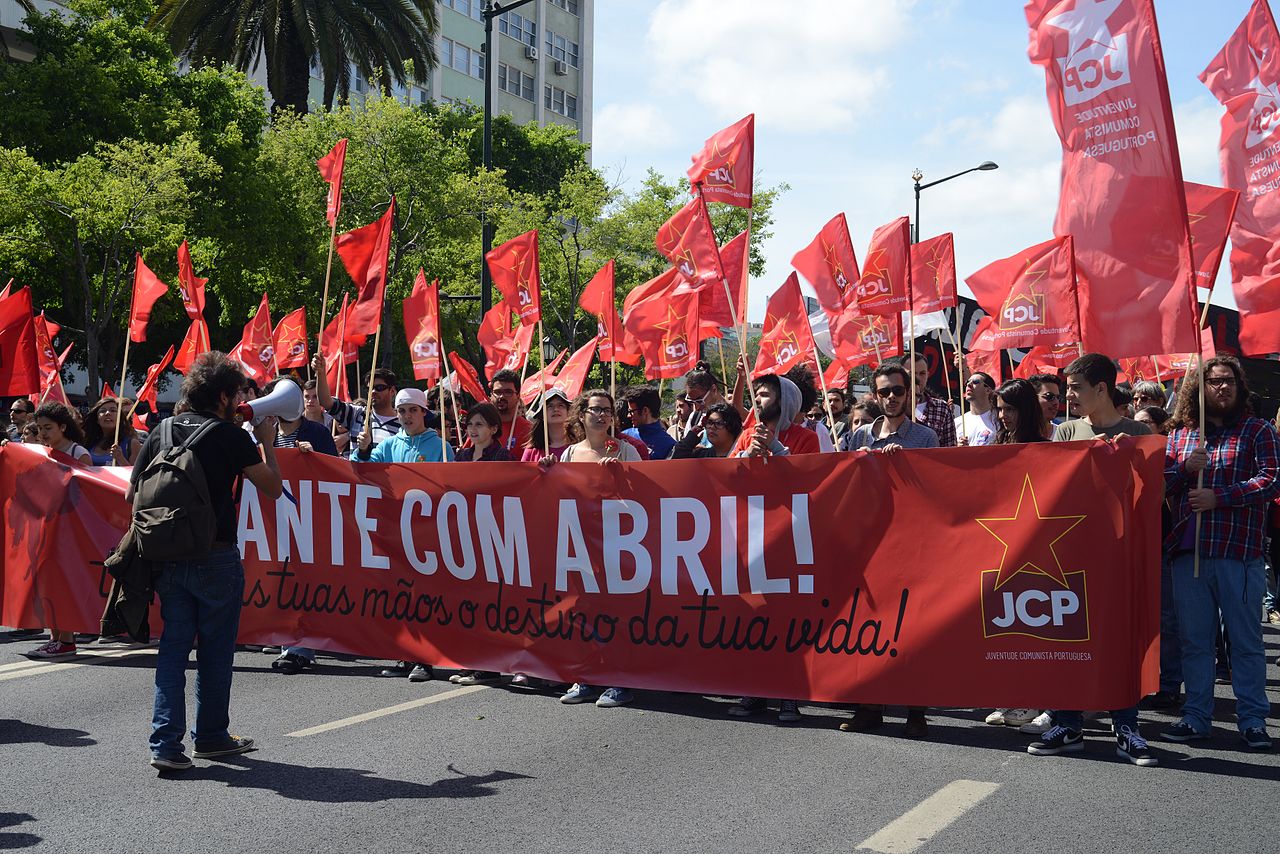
left=83, top=396, right=138, bottom=450
left=181, top=351, right=246, bottom=415
left=34, top=401, right=85, bottom=446
left=1169, top=355, right=1251, bottom=429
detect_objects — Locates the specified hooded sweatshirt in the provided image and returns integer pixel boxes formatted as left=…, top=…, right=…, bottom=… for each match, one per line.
left=357, top=428, right=454, bottom=463
left=732, top=376, right=821, bottom=457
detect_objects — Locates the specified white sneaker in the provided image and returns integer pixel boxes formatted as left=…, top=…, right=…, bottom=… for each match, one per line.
left=560, top=683, right=597, bottom=704
left=985, top=709, right=1008, bottom=725
left=1019, top=711, right=1054, bottom=734
left=1003, top=708, right=1039, bottom=726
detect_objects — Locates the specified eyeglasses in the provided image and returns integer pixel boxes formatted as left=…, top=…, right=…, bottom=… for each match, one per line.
left=875, top=385, right=907, bottom=398
left=372, top=384, right=390, bottom=393
left=584, top=406, right=612, bottom=416
left=491, top=388, right=516, bottom=397
left=1205, top=377, right=1238, bottom=388
left=703, top=418, right=727, bottom=429
left=1134, top=393, right=1160, bottom=402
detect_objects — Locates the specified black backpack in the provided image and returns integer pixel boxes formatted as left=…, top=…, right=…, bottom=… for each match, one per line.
left=131, top=417, right=221, bottom=560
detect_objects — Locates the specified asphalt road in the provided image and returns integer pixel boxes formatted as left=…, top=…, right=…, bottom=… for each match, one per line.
left=2, top=626, right=1278, bottom=854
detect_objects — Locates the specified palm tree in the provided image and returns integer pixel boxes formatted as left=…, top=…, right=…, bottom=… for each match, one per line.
left=149, top=0, right=440, bottom=115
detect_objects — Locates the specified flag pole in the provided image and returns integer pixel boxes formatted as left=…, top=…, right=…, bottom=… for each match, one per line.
left=1192, top=288, right=1214, bottom=579
left=362, top=322, right=384, bottom=431
left=444, top=378, right=461, bottom=461
left=950, top=311, right=968, bottom=440
left=908, top=310, right=917, bottom=418
left=699, top=186, right=760, bottom=426
left=715, top=337, right=729, bottom=393
left=113, top=281, right=138, bottom=451
left=317, top=219, right=338, bottom=362
left=812, top=345, right=839, bottom=444
left=537, top=318, right=549, bottom=453
left=937, top=332, right=953, bottom=410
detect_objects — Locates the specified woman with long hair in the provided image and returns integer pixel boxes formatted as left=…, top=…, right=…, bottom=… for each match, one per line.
left=993, top=379, right=1049, bottom=445
left=83, top=396, right=140, bottom=465
left=522, top=389, right=580, bottom=463
left=455, top=403, right=511, bottom=462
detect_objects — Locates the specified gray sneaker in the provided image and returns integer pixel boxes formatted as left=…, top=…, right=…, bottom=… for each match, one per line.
left=595, top=687, right=633, bottom=708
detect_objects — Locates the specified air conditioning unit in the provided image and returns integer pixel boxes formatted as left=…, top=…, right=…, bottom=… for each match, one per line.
left=524, top=45, right=539, bottom=61
left=553, top=59, right=568, bottom=76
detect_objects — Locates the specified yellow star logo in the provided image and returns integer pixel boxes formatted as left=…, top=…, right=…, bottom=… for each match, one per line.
left=655, top=304, right=687, bottom=350
left=999, top=257, right=1049, bottom=330
left=821, top=237, right=852, bottom=292
left=976, top=475, right=1086, bottom=590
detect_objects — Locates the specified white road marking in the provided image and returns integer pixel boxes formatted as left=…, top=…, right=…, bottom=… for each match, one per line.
left=287, top=685, right=487, bottom=737
left=0, top=647, right=156, bottom=682
left=857, top=780, right=1001, bottom=854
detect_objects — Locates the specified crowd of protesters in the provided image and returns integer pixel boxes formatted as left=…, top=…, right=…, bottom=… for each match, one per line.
left=2, top=345, right=1278, bottom=772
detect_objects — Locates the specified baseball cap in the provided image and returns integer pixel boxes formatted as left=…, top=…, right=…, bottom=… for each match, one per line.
left=394, top=388, right=431, bottom=413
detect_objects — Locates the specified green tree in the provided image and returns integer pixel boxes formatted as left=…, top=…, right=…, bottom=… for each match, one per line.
left=149, top=0, right=440, bottom=114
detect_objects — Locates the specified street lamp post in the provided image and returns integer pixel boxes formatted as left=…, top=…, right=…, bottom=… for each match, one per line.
left=911, top=161, right=998, bottom=244
left=481, top=0, right=538, bottom=317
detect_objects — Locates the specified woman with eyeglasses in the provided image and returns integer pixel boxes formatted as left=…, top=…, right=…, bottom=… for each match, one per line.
left=671, top=402, right=743, bottom=459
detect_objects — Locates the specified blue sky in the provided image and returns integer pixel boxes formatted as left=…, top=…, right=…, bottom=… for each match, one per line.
left=589, top=0, right=1251, bottom=322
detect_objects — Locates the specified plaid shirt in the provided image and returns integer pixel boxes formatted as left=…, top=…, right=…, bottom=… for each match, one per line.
left=1165, top=416, right=1280, bottom=561
left=915, top=392, right=957, bottom=448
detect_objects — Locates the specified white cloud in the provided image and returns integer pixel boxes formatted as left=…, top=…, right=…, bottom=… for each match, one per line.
left=590, top=102, right=677, bottom=173
left=645, top=0, right=914, bottom=130
left=1173, top=96, right=1224, bottom=185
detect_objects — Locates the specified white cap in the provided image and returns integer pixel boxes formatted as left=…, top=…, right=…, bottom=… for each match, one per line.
left=394, top=388, right=430, bottom=412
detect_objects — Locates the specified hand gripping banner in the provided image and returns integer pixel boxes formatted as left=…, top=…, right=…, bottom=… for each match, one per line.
left=0, top=438, right=1163, bottom=709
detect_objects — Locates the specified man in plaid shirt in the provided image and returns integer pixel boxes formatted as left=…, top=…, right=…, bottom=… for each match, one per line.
left=911, top=354, right=957, bottom=447
left=1162, top=356, right=1279, bottom=751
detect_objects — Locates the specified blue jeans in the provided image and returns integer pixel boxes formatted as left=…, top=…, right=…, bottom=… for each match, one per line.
left=1054, top=707, right=1138, bottom=732
left=1171, top=554, right=1269, bottom=734
left=149, top=549, right=245, bottom=758
left=1159, top=556, right=1182, bottom=693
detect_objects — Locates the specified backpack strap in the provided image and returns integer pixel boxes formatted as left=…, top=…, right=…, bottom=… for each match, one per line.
left=178, top=417, right=222, bottom=452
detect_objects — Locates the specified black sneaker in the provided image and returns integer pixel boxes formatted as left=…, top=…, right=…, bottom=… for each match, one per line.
left=271, top=653, right=311, bottom=674
left=193, top=735, right=254, bottom=759
left=378, top=661, right=410, bottom=677
left=839, top=706, right=885, bottom=732
left=1139, top=690, right=1180, bottom=711
left=149, top=753, right=193, bottom=772
left=777, top=700, right=801, bottom=722
left=1115, top=726, right=1158, bottom=766
left=727, top=697, right=766, bottom=717
left=1242, top=727, right=1272, bottom=750
left=1160, top=721, right=1209, bottom=743
left=408, top=664, right=433, bottom=682
left=1027, top=725, right=1084, bottom=755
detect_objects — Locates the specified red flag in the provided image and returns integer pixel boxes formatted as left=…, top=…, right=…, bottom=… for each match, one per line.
left=830, top=310, right=902, bottom=368
left=623, top=269, right=700, bottom=381
left=478, top=304, right=535, bottom=379
left=1184, top=181, right=1240, bottom=292
left=1201, top=1, right=1280, bottom=354
left=656, top=195, right=724, bottom=289
left=966, top=236, right=1081, bottom=350
left=317, top=138, right=348, bottom=228
left=228, top=292, right=275, bottom=386
left=519, top=349, right=567, bottom=406
left=487, top=230, right=541, bottom=326
left=337, top=200, right=395, bottom=339
left=547, top=336, right=599, bottom=400
left=173, top=318, right=211, bottom=375
left=910, top=232, right=958, bottom=314
left=852, top=217, right=911, bottom=317
left=403, top=270, right=443, bottom=384
left=1013, top=342, right=1078, bottom=379
left=448, top=351, right=490, bottom=404
left=1116, top=356, right=1156, bottom=384
left=716, top=230, right=751, bottom=329
left=1028, top=0, right=1198, bottom=359
left=578, top=260, right=640, bottom=366
left=100, top=382, right=115, bottom=399
left=176, top=240, right=207, bottom=320
left=134, top=345, right=175, bottom=416
left=321, top=293, right=352, bottom=400
left=129, top=254, right=169, bottom=343
left=687, top=114, right=755, bottom=208
left=273, top=308, right=309, bottom=370
left=1152, top=326, right=1217, bottom=381
left=792, top=213, right=860, bottom=317
left=0, top=286, right=38, bottom=396
left=822, top=358, right=850, bottom=390
left=965, top=317, right=1005, bottom=382
left=752, top=273, right=816, bottom=378
left=33, top=314, right=65, bottom=403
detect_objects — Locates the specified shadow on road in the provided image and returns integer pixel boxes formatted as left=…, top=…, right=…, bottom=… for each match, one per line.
left=0, top=812, right=40, bottom=849
left=0, top=720, right=96, bottom=748
left=164, top=757, right=534, bottom=803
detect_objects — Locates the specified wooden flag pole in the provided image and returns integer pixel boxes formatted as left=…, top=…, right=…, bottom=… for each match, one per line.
left=715, top=337, right=729, bottom=393
left=1191, top=290, right=1215, bottom=578
left=537, top=318, right=550, bottom=453
left=950, top=311, right=968, bottom=441
left=908, top=311, right=917, bottom=418
left=362, top=323, right=383, bottom=421
left=699, top=186, right=760, bottom=427
left=445, top=378, right=461, bottom=461
left=812, top=344, right=839, bottom=444
left=317, top=219, right=338, bottom=361
left=937, top=331, right=953, bottom=410
left=113, top=284, right=138, bottom=451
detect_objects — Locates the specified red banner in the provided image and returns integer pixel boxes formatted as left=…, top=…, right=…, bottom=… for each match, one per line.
left=1201, top=0, right=1280, bottom=355
left=0, top=286, right=37, bottom=396
left=273, top=307, right=309, bottom=370
left=317, top=139, right=348, bottom=228
left=228, top=292, right=275, bottom=386
left=129, top=254, right=169, bottom=344
left=656, top=195, right=724, bottom=289
left=337, top=200, right=396, bottom=340
left=830, top=310, right=902, bottom=367
left=0, top=439, right=1163, bottom=709
left=1184, top=181, right=1240, bottom=291
left=176, top=240, right=207, bottom=320
left=1028, top=0, right=1199, bottom=359
left=909, top=232, right=957, bottom=314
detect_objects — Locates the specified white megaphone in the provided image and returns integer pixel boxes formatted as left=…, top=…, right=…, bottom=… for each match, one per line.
left=235, top=378, right=304, bottom=425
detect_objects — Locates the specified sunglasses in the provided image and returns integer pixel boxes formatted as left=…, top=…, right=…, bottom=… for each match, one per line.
left=875, top=385, right=907, bottom=398
left=1039, top=392, right=1061, bottom=402
left=372, top=384, right=390, bottom=393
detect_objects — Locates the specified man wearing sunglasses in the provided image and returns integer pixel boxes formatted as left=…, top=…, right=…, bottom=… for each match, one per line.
left=311, top=354, right=400, bottom=457
left=6, top=399, right=33, bottom=442
left=956, top=372, right=998, bottom=446
left=839, top=364, right=939, bottom=454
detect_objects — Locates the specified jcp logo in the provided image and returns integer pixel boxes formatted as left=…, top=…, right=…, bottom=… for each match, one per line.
left=708, top=165, right=733, bottom=185
left=414, top=338, right=439, bottom=360
left=665, top=340, right=688, bottom=360
left=1002, top=304, right=1042, bottom=326
left=856, top=278, right=890, bottom=298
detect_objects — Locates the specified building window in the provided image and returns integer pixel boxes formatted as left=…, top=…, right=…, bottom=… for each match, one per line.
left=442, top=0, right=482, bottom=20
left=498, top=10, right=537, bottom=46
left=550, top=0, right=580, bottom=14
left=440, top=37, right=484, bottom=79
left=545, top=85, right=577, bottom=119
left=498, top=63, right=535, bottom=101
left=566, top=92, right=578, bottom=119
left=545, top=30, right=580, bottom=68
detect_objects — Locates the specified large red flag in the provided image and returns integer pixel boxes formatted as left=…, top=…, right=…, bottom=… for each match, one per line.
left=578, top=261, right=640, bottom=366
left=852, top=217, right=911, bottom=317
left=752, top=273, right=816, bottom=379
left=0, top=287, right=38, bottom=396
left=1201, top=0, right=1280, bottom=354
left=791, top=213, right=860, bottom=317
left=687, top=114, right=754, bottom=208
left=1028, top=0, right=1198, bottom=359
left=321, top=293, right=352, bottom=400
left=273, top=308, right=309, bottom=370
left=910, top=232, right=957, bottom=314
left=173, top=319, right=211, bottom=375
left=337, top=200, right=395, bottom=339
left=547, top=336, right=599, bottom=400
left=478, top=304, right=535, bottom=379
left=447, top=351, right=490, bottom=405
left=965, top=236, right=1081, bottom=350
left=34, top=314, right=68, bottom=405
left=656, top=196, right=724, bottom=289
left=623, top=271, right=701, bottom=381
left=129, top=254, right=169, bottom=343
left=176, top=240, right=206, bottom=320
left=519, top=349, right=567, bottom=406
left=403, top=270, right=443, bottom=384
left=229, top=292, right=275, bottom=386
left=487, top=230, right=541, bottom=326
left=317, top=138, right=348, bottom=228
left=1184, top=181, right=1241, bottom=291
left=134, top=345, right=175, bottom=415
left=716, top=230, right=751, bottom=329
left=830, top=310, right=902, bottom=368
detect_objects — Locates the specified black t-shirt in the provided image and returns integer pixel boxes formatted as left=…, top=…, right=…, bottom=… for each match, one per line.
left=131, top=412, right=262, bottom=546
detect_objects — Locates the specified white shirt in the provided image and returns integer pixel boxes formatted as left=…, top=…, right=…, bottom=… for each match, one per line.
left=955, top=409, right=998, bottom=446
